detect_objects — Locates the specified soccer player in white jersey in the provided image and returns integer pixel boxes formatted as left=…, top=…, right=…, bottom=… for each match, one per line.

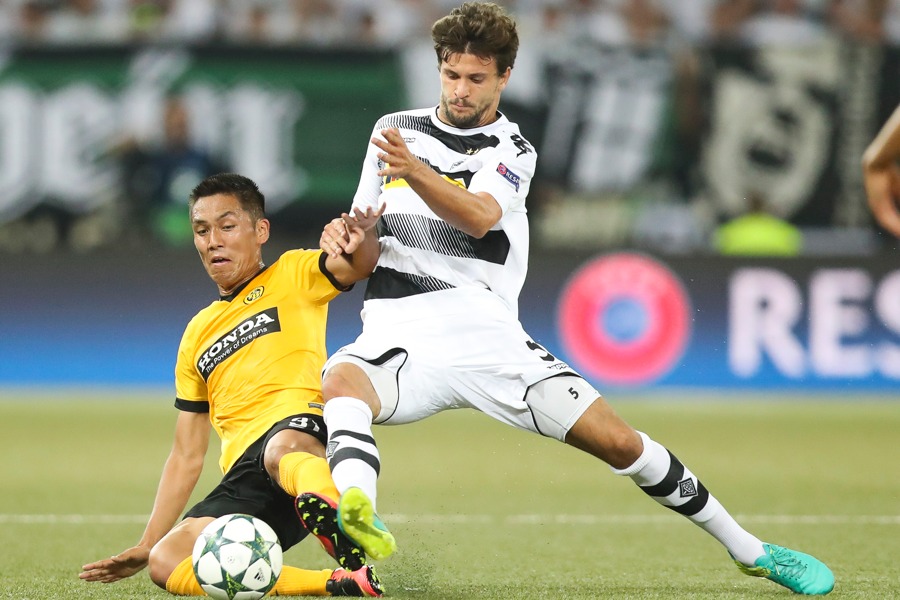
left=305, top=2, right=835, bottom=595
left=863, top=102, right=900, bottom=237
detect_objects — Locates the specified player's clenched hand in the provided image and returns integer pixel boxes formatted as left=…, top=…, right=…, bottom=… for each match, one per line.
left=80, top=545, right=150, bottom=583
left=321, top=217, right=352, bottom=259
left=373, top=128, right=427, bottom=180
left=341, top=204, right=385, bottom=254
left=863, top=161, right=900, bottom=237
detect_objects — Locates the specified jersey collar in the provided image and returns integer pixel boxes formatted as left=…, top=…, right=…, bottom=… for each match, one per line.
left=218, top=265, right=270, bottom=302
left=430, top=106, right=508, bottom=135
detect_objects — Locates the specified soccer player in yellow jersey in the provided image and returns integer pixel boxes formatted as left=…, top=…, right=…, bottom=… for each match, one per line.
left=80, top=173, right=385, bottom=597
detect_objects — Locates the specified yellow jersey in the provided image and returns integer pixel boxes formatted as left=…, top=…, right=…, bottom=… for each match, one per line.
left=174, top=249, right=345, bottom=473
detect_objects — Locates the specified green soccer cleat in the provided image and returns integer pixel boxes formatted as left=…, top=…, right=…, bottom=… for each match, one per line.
left=337, top=487, right=397, bottom=561
left=735, top=543, right=835, bottom=595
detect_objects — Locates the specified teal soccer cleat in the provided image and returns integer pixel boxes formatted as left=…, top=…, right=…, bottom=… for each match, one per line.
left=337, top=487, right=397, bottom=561
left=735, top=543, right=835, bottom=595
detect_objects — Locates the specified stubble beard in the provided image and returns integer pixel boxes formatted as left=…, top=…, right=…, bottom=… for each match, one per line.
left=439, top=96, right=487, bottom=129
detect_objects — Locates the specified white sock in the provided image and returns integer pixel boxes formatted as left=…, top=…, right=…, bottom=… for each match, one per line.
left=323, top=396, right=380, bottom=511
left=611, top=431, right=765, bottom=566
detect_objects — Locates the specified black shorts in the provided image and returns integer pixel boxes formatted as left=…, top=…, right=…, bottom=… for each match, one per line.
left=183, top=413, right=327, bottom=551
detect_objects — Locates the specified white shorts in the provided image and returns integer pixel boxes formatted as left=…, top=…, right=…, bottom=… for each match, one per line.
left=323, top=292, right=599, bottom=441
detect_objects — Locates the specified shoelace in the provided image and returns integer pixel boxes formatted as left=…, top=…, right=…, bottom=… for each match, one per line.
left=769, top=547, right=808, bottom=580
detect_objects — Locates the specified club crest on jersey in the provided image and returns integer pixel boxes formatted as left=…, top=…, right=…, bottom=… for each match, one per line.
left=244, top=286, right=264, bottom=304
left=496, top=163, right=520, bottom=191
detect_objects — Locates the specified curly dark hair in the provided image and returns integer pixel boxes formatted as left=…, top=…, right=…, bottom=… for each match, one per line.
left=189, top=173, right=266, bottom=222
left=431, top=2, right=519, bottom=75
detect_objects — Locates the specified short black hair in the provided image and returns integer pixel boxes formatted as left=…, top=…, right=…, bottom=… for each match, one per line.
left=189, top=173, right=266, bottom=222
left=432, top=2, right=519, bottom=75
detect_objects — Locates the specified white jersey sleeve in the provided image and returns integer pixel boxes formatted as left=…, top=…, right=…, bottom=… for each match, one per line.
left=468, top=129, right=536, bottom=217
left=351, top=125, right=385, bottom=212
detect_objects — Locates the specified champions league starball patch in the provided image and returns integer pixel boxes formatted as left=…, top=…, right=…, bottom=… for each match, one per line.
left=496, top=163, right=520, bottom=191
left=556, top=253, right=691, bottom=386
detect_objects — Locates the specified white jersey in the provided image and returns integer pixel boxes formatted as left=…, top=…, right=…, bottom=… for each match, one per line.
left=328, top=106, right=590, bottom=437
left=351, top=106, right=537, bottom=320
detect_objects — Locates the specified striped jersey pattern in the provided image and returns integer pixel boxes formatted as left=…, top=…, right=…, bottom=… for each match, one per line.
left=381, top=213, right=480, bottom=261
left=351, top=106, right=537, bottom=316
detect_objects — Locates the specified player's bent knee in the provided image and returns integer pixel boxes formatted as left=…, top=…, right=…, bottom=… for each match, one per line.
left=263, top=429, right=324, bottom=477
left=322, top=357, right=392, bottom=419
left=147, top=544, right=178, bottom=590
left=322, top=362, right=368, bottom=400
left=524, top=375, right=598, bottom=442
left=148, top=518, right=210, bottom=590
left=321, top=377, right=347, bottom=402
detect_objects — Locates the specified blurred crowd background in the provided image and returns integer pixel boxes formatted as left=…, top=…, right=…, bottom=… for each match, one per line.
left=1, top=0, right=895, bottom=49
left=1, top=0, right=898, bottom=256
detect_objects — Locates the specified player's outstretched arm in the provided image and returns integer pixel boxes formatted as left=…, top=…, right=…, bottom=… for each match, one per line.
left=79, top=411, right=209, bottom=584
left=80, top=546, right=151, bottom=583
left=373, top=128, right=502, bottom=238
left=322, top=204, right=384, bottom=287
left=862, top=103, right=900, bottom=237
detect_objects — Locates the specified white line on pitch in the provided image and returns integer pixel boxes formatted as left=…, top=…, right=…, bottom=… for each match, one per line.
left=1, top=514, right=898, bottom=525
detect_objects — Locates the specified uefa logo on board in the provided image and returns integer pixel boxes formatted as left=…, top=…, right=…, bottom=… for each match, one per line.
left=556, top=252, right=692, bottom=386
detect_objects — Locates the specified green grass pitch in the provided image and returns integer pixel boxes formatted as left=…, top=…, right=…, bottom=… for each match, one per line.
left=0, top=391, right=897, bottom=599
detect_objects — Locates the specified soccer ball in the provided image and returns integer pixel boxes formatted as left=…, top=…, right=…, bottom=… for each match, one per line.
left=192, top=514, right=283, bottom=600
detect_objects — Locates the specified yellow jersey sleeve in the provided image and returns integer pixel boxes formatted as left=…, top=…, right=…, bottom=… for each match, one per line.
left=280, top=249, right=348, bottom=305
left=174, top=314, right=210, bottom=412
